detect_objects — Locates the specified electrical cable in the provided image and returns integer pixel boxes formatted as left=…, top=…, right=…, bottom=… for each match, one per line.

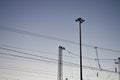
left=0, top=52, right=117, bottom=74
left=0, top=67, right=80, bottom=79
left=0, top=44, right=80, bottom=59
left=0, top=46, right=117, bottom=73
left=0, top=66, right=57, bottom=76
left=65, top=49, right=116, bottom=61
left=0, top=47, right=57, bottom=61
left=0, top=44, right=57, bottom=55
left=65, top=49, right=95, bottom=60
left=0, top=26, right=120, bottom=54
left=1, top=46, right=110, bottom=62
left=0, top=26, right=79, bottom=45
left=0, top=44, right=116, bottom=62
left=0, top=52, right=57, bottom=63
left=0, top=45, right=96, bottom=61
left=0, top=46, right=82, bottom=64
left=0, top=26, right=119, bottom=80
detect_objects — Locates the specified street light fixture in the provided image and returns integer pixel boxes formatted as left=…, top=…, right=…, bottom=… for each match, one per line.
left=75, top=18, right=85, bottom=80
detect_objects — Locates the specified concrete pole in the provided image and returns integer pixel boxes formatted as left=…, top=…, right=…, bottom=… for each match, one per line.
left=118, top=57, right=120, bottom=80
left=57, top=46, right=65, bottom=80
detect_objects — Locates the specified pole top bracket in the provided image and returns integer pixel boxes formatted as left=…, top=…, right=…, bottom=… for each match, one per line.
left=75, top=18, right=85, bottom=23
left=59, top=46, right=65, bottom=50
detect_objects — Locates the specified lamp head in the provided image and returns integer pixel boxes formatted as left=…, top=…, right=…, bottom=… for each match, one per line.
left=75, top=18, right=85, bottom=23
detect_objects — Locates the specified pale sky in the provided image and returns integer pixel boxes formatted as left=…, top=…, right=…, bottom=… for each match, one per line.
left=0, top=0, right=120, bottom=80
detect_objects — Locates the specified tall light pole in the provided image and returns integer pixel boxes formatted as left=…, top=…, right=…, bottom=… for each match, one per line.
left=75, top=18, right=85, bottom=80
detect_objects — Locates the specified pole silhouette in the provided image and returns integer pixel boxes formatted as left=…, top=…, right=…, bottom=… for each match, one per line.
left=75, top=18, right=85, bottom=80
left=57, top=46, right=65, bottom=80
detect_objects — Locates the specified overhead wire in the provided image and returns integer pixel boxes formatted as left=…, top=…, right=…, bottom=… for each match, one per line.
left=0, top=52, right=57, bottom=63
left=0, top=47, right=57, bottom=61
left=0, top=46, right=116, bottom=73
left=0, top=44, right=57, bottom=55
left=0, top=26, right=119, bottom=77
left=0, top=44, right=117, bottom=62
left=0, top=45, right=96, bottom=61
left=0, top=45, right=116, bottom=62
left=0, top=25, right=119, bottom=72
left=0, top=46, right=100, bottom=61
left=65, top=49, right=96, bottom=61
left=0, top=26, right=119, bottom=80
left=65, top=48, right=117, bottom=72
left=0, top=52, right=117, bottom=74
left=0, top=26, right=78, bottom=45
left=0, top=26, right=120, bottom=54
left=0, top=47, right=83, bottom=69
left=0, top=51, right=118, bottom=80
left=0, top=44, right=80, bottom=60
left=0, top=66, right=57, bottom=76
left=0, top=47, right=80, bottom=68
left=0, top=67, right=80, bottom=79
left=65, top=48, right=116, bottom=61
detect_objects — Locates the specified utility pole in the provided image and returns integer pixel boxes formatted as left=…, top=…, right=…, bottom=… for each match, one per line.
left=95, top=47, right=102, bottom=77
left=95, top=47, right=101, bottom=70
left=75, top=18, right=85, bottom=80
left=57, top=46, right=65, bottom=80
left=115, top=57, right=120, bottom=80
left=118, top=57, right=120, bottom=80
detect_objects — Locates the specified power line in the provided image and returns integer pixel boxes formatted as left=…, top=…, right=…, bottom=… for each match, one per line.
left=0, top=44, right=79, bottom=59
left=0, top=45, right=117, bottom=73
left=95, top=58, right=116, bottom=61
left=0, top=66, right=57, bottom=76
left=0, top=26, right=120, bottom=53
left=0, top=52, right=78, bottom=67
left=65, top=49, right=116, bottom=61
left=0, top=47, right=57, bottom=61
left=0, top=44, right=57, bottom=55
left=0, top=47, right=80, bottom=67
left=0, top=45, right=95, bottom=61
left=0, top=46, right=116, bottom=61
left=0, top=66, right=79, bottom=79
left=0, top=46, right=81, bottom=62
left=0, top=52, right=117, bottom=74
left=0, top=46, right=105, bottom=63
left=0, top=26, right=78, bottom=45
left=0, top=52, right=57, bottom=63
